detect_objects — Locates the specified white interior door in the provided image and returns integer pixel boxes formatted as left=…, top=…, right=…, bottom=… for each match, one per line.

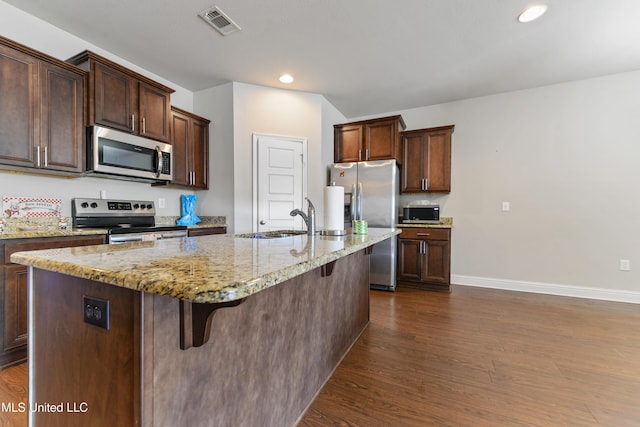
left=253, top=134, right=307, bottom=232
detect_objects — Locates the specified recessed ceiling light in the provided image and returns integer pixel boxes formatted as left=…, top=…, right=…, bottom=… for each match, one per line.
left=279, top=74, right=294, bottom=84
left=518, top=4, right=548, bottom=23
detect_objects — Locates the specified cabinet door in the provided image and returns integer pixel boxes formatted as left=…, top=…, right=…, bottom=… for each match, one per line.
left=188, top=227, right=226, bottom=237
left=190, top=118, right=209, bottom=189
left=39, top=61, right=85, bottom=172
left=139, top=81, right=171, bottom=142
left=425, top=131, right=451, bottom=192
left=0, top=44, right=37, bottom=168
left=364, top=118, right=397, bottom=161
left=93, top=61, right=136, bottom=133
left=397, top=238, right=423, bottom=281
left=422, top=239, right=450, bottom=284
left=334, top=124, right=362, bottom=163
left=3, top=264, right=28, bottom=351
left=170, top=110, right=191, bottom=186
left=401, top=133, right=424, bottom=192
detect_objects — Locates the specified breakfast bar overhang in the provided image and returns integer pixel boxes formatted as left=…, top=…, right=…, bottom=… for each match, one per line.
left=11, top=228, right=399, bottom=426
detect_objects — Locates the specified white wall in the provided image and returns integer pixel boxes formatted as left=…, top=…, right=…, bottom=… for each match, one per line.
left=193, top=83, right=235, bottom=230
left=0, top=0, right=196, bottom=217
left=230, top=83, right=326, bottom=233
left=379, top=71, right=640, bottom=301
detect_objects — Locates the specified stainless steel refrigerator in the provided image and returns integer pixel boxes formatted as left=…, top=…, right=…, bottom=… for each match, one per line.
left=330, top=159, right=399, bottom=291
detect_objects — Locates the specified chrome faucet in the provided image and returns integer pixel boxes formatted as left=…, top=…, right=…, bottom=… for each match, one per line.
left=290, top=197, right=316, bottom=235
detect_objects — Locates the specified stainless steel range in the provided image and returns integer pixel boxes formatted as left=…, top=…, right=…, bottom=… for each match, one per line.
left=72, top=198, right=188, bottom=243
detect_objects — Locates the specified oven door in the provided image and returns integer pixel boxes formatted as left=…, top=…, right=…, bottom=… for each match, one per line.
left=87, top=126, right=173, bottom=181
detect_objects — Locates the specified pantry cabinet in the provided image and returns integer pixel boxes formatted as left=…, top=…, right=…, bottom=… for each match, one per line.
left=0, top=234, right=106, bottom=368
left=334, top=115, right=406, bottom=163
left=68, top=50, right=174, bottom=143
left=397, top=227, right=451, bottom=291
left=170, top=107, right=210, bottom=189
left=401, top=125, right=454, bottom=193
left=0, top=36, right=86, bottom=175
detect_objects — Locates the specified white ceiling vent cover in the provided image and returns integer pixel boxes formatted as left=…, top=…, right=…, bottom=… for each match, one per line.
left=198, top=6, right=241, bottom=36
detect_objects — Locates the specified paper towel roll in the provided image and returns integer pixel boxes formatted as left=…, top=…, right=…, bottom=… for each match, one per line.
left=324, top=185, right=344, bottom=232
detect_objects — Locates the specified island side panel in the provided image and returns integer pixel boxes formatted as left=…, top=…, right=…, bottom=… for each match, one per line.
left=29, top=268, right=141, bottom=427
left=147, top=250, right=370, bottom=427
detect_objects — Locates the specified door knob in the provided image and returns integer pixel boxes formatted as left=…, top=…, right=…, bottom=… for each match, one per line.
left=259, top=220, right=266, bottom=225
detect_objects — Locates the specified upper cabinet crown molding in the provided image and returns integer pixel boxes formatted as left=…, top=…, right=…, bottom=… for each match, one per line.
left=66, top=50, right=175, bottom=94
left=67, top=50, right=174, bottom=143
left=334, top=115, right=406, bottom=164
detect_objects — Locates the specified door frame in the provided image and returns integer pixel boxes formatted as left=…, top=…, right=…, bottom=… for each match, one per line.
left=252, top=133, right=308, bottom=232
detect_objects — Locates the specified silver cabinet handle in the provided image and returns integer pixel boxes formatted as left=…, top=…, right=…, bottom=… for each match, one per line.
left=424, top=178, right=428, bottom=190
left=260, top=220, right=266, bottom=225
left=358, top=149, right=362, bottom=161
left=142, top=117, right=146, bottom=134
left=36, top=146, right=40, bottom=167
left=43, top=146, right=48, bottom=167
left=365, top=149, right=369, bottom=160
left=131, top=114, right=135, bottom=132
left=417, top=233, right=431, bottom=237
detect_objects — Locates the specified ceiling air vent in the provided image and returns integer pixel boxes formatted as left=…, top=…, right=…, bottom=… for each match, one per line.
left=198, top=6, right=241, bottom=36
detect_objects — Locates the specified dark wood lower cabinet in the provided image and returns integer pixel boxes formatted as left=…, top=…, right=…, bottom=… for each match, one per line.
left=397, top=227, right=451, bottom=291
left=187, top=226, right=226, bottom=237
left=0, top=234, right=106, bottom=369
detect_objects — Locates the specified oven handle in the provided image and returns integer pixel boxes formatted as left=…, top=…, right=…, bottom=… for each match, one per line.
left=109, top=230, right=188, bottom=244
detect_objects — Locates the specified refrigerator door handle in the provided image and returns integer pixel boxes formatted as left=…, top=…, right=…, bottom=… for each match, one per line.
left=357, top=182, right=363, bottom=220
left=351, top=183, right=357, bottom=221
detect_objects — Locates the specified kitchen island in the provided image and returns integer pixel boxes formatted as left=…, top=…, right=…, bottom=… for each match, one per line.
left=11, top=228, right=399, bottom=427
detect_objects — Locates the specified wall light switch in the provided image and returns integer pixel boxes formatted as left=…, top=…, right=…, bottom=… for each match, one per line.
left=619, top=259, right=631, bottom=271
left=502, top=201, right=510, bottom=212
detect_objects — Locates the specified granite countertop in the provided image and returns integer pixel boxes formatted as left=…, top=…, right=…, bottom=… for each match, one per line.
left=11, top=228, right=400, bottom=304
left=397, top=217, right=453, bottom=229
left=0, top=217, right=227, bottom=240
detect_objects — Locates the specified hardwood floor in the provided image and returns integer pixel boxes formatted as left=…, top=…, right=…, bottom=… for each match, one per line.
left=1, top=285, right=639, bottom=426
left=0, top=362, right=27, bottom=427
left=299, top=285, right=640, bottom=426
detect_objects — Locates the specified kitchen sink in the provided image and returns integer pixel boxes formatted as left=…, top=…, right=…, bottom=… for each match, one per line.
left=236, top=230, right=308, bottom=239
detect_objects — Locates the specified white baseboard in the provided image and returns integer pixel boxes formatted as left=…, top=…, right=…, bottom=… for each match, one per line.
left=451, top=274, right=640, bottom=304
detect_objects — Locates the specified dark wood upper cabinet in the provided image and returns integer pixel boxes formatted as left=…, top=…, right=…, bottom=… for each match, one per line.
left=401, top=125, right=454, bottom=193
left=0, top=36, right=85, bottom=174
left=334, top=115, right=406, bottom=163
left=68, top=50, right=174, bottom=143
left=170, top=106, right=210, bottom=189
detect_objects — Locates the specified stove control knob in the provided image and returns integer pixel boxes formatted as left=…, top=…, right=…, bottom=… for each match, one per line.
left=133, top=204, right=140, bottom=209
left=146, top=204, right=153, bottom=210
left=81, top=202, right=89, bottom=208
left=90, top=202, right=98, bottom=208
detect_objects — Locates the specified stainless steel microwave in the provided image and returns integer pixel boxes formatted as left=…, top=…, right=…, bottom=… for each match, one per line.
left=402, top=205, right=440, bottom=224
left=86, top=126, right=173, bottom=182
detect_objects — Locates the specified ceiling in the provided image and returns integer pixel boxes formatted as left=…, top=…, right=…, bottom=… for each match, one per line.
left=6, top=0, right=640, bottom=118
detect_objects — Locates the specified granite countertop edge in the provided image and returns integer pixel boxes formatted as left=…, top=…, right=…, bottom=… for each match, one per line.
left=10, top=229, right=400, bottom=304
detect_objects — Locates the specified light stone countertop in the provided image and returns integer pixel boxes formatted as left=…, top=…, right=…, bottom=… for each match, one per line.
left=397, top=216, right=453, bottom=229
left=10, top=228, right=400, bottom=304
left=0, top=217, right=226, bottom=240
